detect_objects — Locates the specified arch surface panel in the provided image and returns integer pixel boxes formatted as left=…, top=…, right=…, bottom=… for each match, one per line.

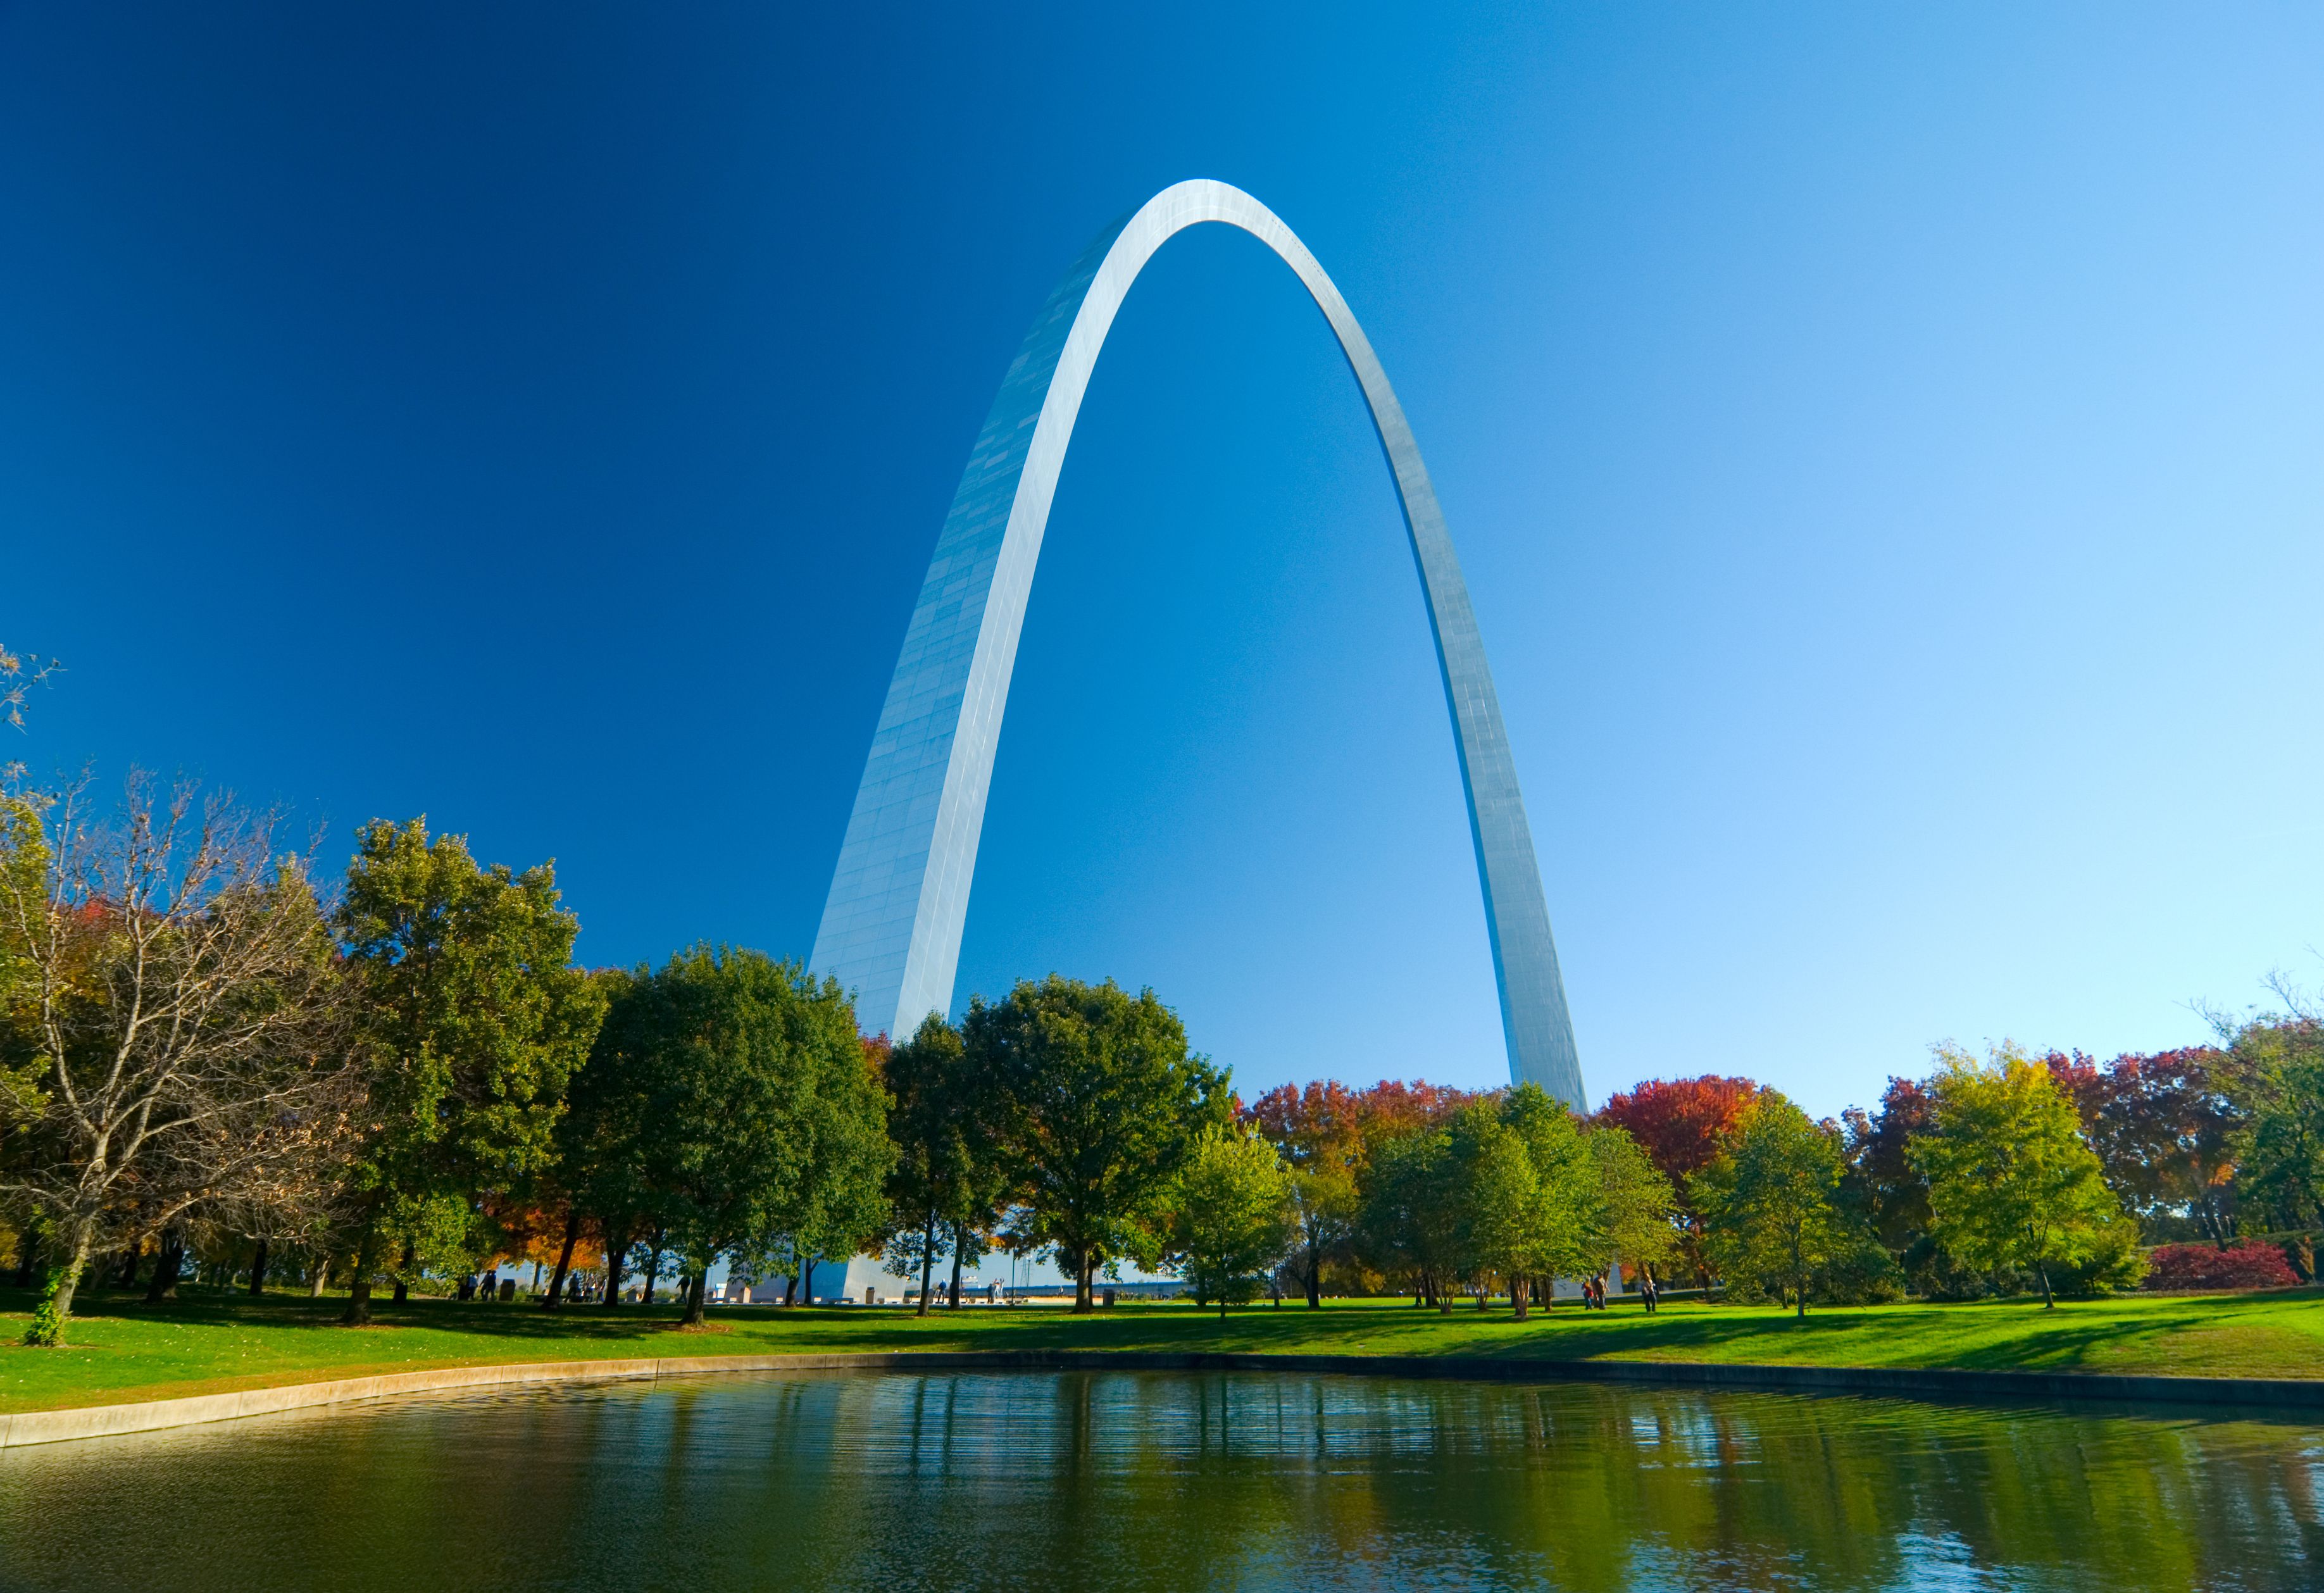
left=809, top=180, right=1585, bottom=1108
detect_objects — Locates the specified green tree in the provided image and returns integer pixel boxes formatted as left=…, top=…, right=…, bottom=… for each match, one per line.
left=1464, top=1087, right=1608, bottom=1315
left=554, top=967, right=677, bottom=1309
left=1359, top=1123, right=1463, bottom=1309
left=881, top=1015, right=1011, bottom=1315
left=1167, top=1124, right=1294, bottom=1316
left=969, top=976, right=1227, bottom=1312
left=2218, top=1015, right=2323, bottom=1280
left=623, top=946, right=892, bottom=1324
left=1693, top=1092, right=1859, bottom=1317
left=1282, top=1166, right=1359, bottom=1304
left=1909, top=1043, right=2133, bottom=1308
left=336, top=818, right=604, bottom=1325
left=1591, top=1123, right=1681, bottom=1292
left=1449, top=1105, right=1551, bottom=1316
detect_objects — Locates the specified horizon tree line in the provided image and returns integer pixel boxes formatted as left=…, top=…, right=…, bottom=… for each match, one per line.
left=3, top=764, right=2318, bottom=1342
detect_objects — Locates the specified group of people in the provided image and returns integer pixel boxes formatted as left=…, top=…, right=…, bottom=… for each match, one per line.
left=452, top=1266, right=606, bottom=1305
left=1575, top=1270, right=1661, bottom=1312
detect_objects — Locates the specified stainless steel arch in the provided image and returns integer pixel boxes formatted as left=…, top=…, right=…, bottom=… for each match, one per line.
left=809, top=180, right=1585, bottom=1108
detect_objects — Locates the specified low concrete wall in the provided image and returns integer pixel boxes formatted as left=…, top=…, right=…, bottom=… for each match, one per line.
left=3, top=1349, right=2316, bottom=1450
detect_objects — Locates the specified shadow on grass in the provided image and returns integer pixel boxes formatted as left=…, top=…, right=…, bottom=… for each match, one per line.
left=0, top=1285, right=706, bottom=1346
left=5, top=1285, right=2313, bottom=1374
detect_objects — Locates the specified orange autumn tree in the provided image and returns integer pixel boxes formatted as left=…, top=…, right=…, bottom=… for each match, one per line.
left=1245, top=1082, right=1368, bottom=1306
left=1593, top=1075, right=1764, bottom=1290
left=1247, top=1078, right=1479, bottom=1303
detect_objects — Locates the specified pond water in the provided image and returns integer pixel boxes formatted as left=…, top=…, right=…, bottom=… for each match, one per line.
left=1, top=1371, right=2318, bottom=1591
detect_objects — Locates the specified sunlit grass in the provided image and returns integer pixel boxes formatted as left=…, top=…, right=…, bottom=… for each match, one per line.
left=1, top=1284, right=2316, bottom=1413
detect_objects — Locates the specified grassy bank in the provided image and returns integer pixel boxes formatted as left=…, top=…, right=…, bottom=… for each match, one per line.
left=2, top=1285, right=2318, bottom=1415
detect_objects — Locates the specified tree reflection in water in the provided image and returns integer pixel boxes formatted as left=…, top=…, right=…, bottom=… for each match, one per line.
left=2, top=1371, right=2316, bottom=1591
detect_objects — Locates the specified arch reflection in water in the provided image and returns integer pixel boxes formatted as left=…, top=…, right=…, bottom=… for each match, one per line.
left=1, top=1371, right=2318, bottom=1591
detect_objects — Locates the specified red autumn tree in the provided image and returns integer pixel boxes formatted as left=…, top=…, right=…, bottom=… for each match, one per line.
left=1840, top=1076, right=1937, bottom=1255
left=2043, top=1047, right=2240, bottom=1245
left=1352, top=1079, right=1478, bottom=1140
left=1246, top=1080, right=1367, bottom=1171
left=1244, top=1077, right=1480, bottom=1171
left=1592, top=1075, right=1764, bottom=1289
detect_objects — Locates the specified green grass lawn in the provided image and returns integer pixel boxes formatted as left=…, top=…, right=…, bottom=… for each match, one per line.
left=1, top=1284, right=2317, bottom=1414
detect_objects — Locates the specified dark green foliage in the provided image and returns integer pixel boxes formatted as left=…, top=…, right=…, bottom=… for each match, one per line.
left=556, top=968, right=671, bottom=1306
left=337, top=818, right=604, bottom=1323
left=967, top=975, right=1227, bottom=1313
left=1358, top=1123, right=1463, bottom=1308
left=881, top=1015, right=1010, bottom=1313
left=608, top=946, right=892, bottom=1323
left=2220, top=1015, right=2324, bottom=1280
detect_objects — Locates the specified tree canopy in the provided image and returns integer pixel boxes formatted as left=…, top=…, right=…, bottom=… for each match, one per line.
left=1693, top=1093, right=1874, bottom=1317
left=1909, top=1044, right=2134, bottom=1308
left=336, top=817, right=603, bottom=1324
left=1166, top=1124, right=1293, bottom=1316
left=968, top=975, right=1227, bottom=1312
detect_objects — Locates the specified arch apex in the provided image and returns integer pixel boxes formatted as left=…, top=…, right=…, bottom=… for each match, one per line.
left=808, top=184, right=1585, bottom=1110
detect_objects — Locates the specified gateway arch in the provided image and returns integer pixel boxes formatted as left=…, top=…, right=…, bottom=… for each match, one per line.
left=811, top=180, right=1586, bottom=1109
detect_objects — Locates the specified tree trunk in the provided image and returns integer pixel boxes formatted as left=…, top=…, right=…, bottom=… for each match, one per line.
left=390, top=1241, right=415, bottom=1305
left=1306, top=1240, right=1321, bottom=1309
left=643, top=1235, right=664, bottom=1304
left=1512, top=1277, right=1530, bottom=1321
left=543, top=1211, right=581, bottom=1311
left=2289, top=1234, right=2315, bottom=1283
left=601, top=1220, right=630, bottom=1308
left=1073, top=1251, right=1094, bottom=1314
left=247, top=1239, right=269, bottom=1296
left=309, top=1255, right=330, bottom=1298
left=25, top=1220, right=96, bottom=1344
left=116, top=1242, right=141, bottom=1287
left=947, top=1220, right=966, bottom=1311
left=2036, top=1261, right=2055, bottom=1309
left=917, top=1205, right=937, bottom=1317
left=682, top=1267, right=709, bottom=1327
left=145, top=1228, right=185, bottom=1304
left=340, top=1223, right=381, bottom=1326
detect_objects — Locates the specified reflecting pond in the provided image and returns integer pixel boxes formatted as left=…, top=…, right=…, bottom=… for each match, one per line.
left=2, top=1371, right=2318, bottom=1590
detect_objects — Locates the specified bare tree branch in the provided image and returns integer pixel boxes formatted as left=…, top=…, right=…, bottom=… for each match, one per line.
left=1, top=773, right=366, bottom=1339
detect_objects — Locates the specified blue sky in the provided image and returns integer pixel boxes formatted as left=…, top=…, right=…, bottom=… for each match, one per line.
left=4, top=6, right=2320, bottom=1118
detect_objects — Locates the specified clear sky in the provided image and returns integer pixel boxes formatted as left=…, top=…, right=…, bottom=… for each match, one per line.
left=4, top=6, right=2320, bottom=1120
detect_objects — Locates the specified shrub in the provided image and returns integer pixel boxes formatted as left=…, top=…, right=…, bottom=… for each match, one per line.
left=2141, top=1241, right=2299, bottom=1292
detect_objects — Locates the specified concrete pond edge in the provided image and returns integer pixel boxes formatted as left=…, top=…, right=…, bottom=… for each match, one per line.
left=4, top=1349, right=2319, bottom=1449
